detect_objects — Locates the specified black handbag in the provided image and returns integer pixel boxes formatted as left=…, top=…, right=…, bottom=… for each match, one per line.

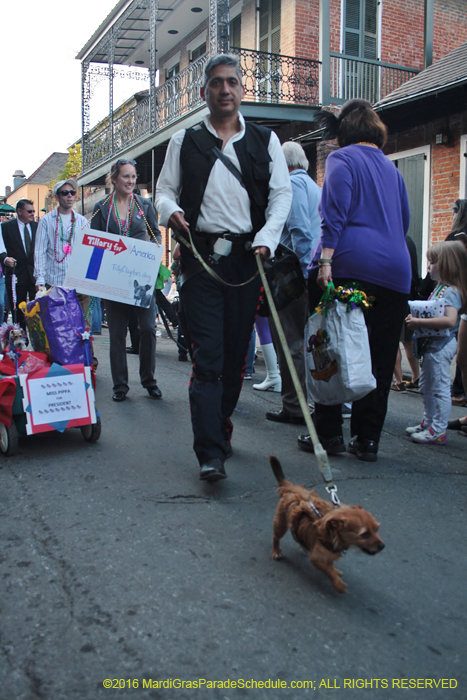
left=258, top=244, right=306, bottom=317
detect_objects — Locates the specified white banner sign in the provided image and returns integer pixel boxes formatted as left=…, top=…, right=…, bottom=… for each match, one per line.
left=64, top=229, right=164, bottom=307
left=27, top=374, right=89, bottom=425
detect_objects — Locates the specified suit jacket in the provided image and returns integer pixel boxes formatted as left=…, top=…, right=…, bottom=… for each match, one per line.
left=91, top=194, right=161, bottom=243
left=0, top=218, right=38, bottom=287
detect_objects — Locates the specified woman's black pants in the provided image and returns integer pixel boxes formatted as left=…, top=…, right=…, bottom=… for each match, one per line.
left=308, top=276, right=409, bottom=445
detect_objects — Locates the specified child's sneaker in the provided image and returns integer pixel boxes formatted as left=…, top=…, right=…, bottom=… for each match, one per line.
left=410, top=426, right=447, bottom=444
left=406, top=421, right=426, bottom=435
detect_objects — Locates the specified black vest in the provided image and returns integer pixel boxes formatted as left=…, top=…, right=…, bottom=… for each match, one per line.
left=179, top=121, right=272, bottom=234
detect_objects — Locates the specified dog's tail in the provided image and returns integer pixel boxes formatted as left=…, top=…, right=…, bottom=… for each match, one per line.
left=270, top=455, right=286, bottom=484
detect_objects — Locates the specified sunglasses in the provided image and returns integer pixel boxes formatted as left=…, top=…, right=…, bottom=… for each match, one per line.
left=116, top=159, right=137, bottom=166
left=58, top=190, right=76, bottom=197
left=26, top=210, right=35, bottom=214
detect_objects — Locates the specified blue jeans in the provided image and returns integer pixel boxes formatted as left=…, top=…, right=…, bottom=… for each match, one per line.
left=245, top=327, right=256, bottom=374
left=91, top=298, right=102, bottom=333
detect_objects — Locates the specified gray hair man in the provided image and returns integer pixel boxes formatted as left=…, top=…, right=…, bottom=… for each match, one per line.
left=156, top=53, right=292, bottom=482
left=266, top=141, right=322, bottom=425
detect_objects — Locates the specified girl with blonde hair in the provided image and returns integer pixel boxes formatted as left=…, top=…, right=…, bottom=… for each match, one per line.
left=406, top=240, right=467, bottom=444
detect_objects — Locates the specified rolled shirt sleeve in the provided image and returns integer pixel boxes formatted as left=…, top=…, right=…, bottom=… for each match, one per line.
left=155, top=131, right=185, bottom=228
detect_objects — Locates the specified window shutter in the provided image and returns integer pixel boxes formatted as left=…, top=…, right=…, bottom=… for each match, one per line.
left=344, top=0, right=377, bottom=58
left=345, top=0, right=361, bottom=56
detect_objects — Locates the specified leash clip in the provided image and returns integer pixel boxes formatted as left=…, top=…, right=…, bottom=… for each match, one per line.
left=325, top=484, right=341, bottom=508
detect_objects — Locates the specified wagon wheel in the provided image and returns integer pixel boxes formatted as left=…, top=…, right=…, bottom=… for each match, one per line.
left=0, top=421, right=19, bottom=456
left=81, top=415, right=102, bottom=443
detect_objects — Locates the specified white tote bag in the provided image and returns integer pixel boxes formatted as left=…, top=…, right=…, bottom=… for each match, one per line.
left=305, top=300, right=376, bottom=406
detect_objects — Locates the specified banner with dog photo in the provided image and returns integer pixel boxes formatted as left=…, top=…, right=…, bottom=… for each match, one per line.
left=64, top=229, right=164, bottom=308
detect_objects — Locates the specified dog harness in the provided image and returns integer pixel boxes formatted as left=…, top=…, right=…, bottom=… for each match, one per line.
left=290, top=500, right=345, bottom=554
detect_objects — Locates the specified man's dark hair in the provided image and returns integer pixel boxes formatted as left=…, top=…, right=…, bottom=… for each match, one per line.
left=16, top=199, right=34, bottom=212
left=203, top=53, right=242, bottom=89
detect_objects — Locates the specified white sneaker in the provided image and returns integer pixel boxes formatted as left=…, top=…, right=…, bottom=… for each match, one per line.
left=411, top=427, right=447, bottom=445
left=406, top=421, right=426, bottom=435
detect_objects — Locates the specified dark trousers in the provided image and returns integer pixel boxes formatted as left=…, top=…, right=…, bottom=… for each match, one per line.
left=269, top=291, right=308, bottom=417
left=6, top=277, right=35, bottom=330
left=128, top=308, right=140, bottom=352
left=106, top=296, right=157, bottom=394
left=155, top=289, right=179, bottom=327
left=309, top=276, right=409, bottom=444
left=180, top=251, right=261, bottom=465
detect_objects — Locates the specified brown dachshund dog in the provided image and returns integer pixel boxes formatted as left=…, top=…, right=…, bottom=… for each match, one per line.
left=270, top=456, right=384, bottom=593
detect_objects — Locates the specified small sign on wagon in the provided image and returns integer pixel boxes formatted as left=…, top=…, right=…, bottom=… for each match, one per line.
left=19, top=363, right=97, bottom=435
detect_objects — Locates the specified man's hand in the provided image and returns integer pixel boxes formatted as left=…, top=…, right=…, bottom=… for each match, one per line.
left=5, top=256, right=16, bottom=268
left=253, top=246, right=270, bottom=261
left=168, top=211, right=190, bottom=234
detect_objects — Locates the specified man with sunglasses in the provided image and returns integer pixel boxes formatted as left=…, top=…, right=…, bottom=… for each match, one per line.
left=34, top=178, right=89, bottom=292
left=0, top=199, right=38, bottom=329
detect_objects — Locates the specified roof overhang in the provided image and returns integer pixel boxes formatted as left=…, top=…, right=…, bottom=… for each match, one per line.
left=374, top=80, right=467, bottom=132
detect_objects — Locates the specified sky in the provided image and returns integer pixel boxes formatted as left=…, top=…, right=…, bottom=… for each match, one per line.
left=0, top=0, right=145, bottom=195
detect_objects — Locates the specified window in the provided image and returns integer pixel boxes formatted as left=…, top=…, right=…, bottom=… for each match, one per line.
left=342, top=0, right=379, bottom=102
left=230, top=14, right=241, bottom=49
left=191, top=43, right=206, bottom=61
left=258, top=0, right=281, bottom=102
left=167, top=63, right=179, bottom=80
left=344, top=0, right=377, bottom=59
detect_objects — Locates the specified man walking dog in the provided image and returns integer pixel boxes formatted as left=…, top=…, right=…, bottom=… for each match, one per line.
left=156, top=53, right=292, bottom=482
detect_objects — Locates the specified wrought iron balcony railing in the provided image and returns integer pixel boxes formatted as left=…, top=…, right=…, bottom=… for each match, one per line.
left=233, top=47, right=320, bottom=105
left=82, top=50, right=418, bottom=173
left=82, top=49, right=320, bottom=172
left=330, top=52, right=420, bottom=104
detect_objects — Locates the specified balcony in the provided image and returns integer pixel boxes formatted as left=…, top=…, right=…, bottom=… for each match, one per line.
left=82, top=49, right=320, bottom=173
left=330, top=53, right=420, bottom=104
left=81, top=50, right=418, bottom=174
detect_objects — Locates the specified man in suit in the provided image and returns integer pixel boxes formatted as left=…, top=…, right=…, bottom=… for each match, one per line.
left=0, top=199, right=37, bottom=329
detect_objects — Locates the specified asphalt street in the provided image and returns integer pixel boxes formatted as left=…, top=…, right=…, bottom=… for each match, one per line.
left=0, top=328, right=466, bottom=700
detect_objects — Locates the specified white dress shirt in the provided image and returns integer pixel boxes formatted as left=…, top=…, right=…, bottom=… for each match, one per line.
left=34, top=209, right=89, bottom=286
left=156, top=113, right=292, bottom=255
left=18, top=220, right=32, bottom=253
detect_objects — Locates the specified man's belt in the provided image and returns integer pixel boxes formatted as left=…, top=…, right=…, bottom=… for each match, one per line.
left=190, top=230, right=255, bottom=257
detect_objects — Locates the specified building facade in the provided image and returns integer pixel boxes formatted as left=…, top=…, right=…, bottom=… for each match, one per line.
left=76, top=0, right=467, bottom=262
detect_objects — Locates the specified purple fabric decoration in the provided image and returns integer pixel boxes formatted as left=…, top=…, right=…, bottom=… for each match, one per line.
left=32, top=288, right=90, bottom=366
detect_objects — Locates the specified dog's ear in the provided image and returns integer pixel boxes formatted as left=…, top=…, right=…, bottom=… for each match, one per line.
left=145, top=284, right=151, bottom=291
left=326, top=515, right=347, bottom=531
left=134, top=280, right=138, bottom=288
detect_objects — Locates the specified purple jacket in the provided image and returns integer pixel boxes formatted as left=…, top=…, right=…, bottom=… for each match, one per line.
left=314, top=144, right=411, bottom=294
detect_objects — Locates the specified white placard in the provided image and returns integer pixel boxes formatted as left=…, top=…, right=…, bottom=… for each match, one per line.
left=64, top=229, right=164, bottom=307
left=27, top=374, right=89, bottom=425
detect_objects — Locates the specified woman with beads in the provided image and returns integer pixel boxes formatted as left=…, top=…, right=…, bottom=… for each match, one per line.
left=91, top=159, right=162, bottom=402
left=298, top=99, right=411, bottom=462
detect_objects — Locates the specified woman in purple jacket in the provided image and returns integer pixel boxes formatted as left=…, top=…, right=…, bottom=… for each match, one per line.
left=298, top=99, right=411, bottom=462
